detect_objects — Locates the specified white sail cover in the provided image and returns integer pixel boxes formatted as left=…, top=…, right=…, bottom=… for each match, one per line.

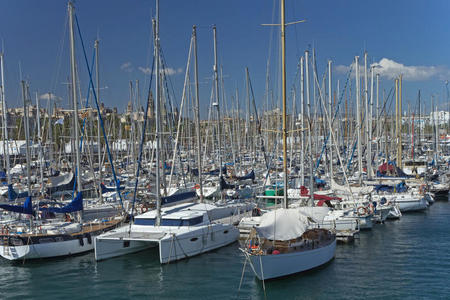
left=255, top=208, right=309, bottom=241
left=331, top=179, right=373, bottom=194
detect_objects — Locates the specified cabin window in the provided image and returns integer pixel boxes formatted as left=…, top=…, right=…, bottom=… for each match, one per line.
left=224, top=230, right=229, bottom=234
left=134, top=216, right=203, bottom=226
left=134, top=218, right=156, bottom=226
left=190, top=237, right=198, bottom=242
left=123, top=240, right=130, bottom=248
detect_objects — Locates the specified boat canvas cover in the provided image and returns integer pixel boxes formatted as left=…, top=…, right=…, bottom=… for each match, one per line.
left=161, top=191, right=197, bottom=206
left=331, top=179, right=373, bottom=194
left=0, top=196, right=33, bottom=214
left=296, top=206, right=331, bottom=223
left=235, top=170, right=255, bottom=181
left=40, top=192, right=83, bottom=214
left=255, top=208, right=309, bottom=241
left=7, top=184, right=29, bottom=200
left=46, top=172, right=75, bottom=194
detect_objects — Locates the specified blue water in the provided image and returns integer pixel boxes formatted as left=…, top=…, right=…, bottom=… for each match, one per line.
left=1, top=201, right=450, bottom=299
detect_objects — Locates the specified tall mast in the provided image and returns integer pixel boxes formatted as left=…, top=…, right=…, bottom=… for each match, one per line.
left=154, top=0, right=161, bottom=226
left=48, top=92, right=54, bottom=166
left=280, top=0, right=288, bottom=208
left=0, top=53, right=10, bottom=185
left=300, top=56, right=305, bottom=186
left=355, top=56, right=362, bottom=184
left=368, top=65, right=374, bottom=179
left=395, top=78, right=399, bottom=166
left=192, top=25, right=203, bottom=202
left=21, top=81, right=32, bottom=195
left=95, top=39, right=103, bottom=202
left=376, top=73, right=380, bottom=161
left=36, top=92, right=44, bottom=195
left=212, top=25, right=224, bottom=200
left=68, top=2, right=81, bottom=194
left=305, top=50, right=313, bottom=205
left=328, top=60, right=333, bottom=180
left=399, top=75, right=403, bottom=168
left=363, top=52, right=370, bottom=180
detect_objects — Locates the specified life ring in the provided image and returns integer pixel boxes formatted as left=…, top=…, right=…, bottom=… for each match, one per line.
left=357, top=206, right=367, bottom=216
left=140, top=204, right=148, bottom=214
left=194, top=184, right=200, bottom=189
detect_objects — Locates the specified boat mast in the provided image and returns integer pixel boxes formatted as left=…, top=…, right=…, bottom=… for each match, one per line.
left=68, top=2, right=82, bottom=197
left=192, top=25, right=204, bottom=202
left=212, top=26, right=224, bottom=197
left=154, top=0, right=162, bottom=226
left=328, top=60, right=333, bottom=181
left=0, top=53, right=11, bottom=185
left=21, top=81, right=32, bottom=195
left=399, top=75, right=403, bottom=168
left=305, top=50, right=313, bottom=206
left=355, top=56, right=362, bottom=184
left=368, top=65, right=374, bottom=179
left=280, top=0, right=288, bottom=208
left=36, top=92, right=44, bottom=195
left=95, top=39, right=103, bottom=202
left=300, top=56, right=305, bottom=186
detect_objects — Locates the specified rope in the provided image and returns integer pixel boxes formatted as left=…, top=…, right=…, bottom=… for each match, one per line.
left=74, top=14, right=124, bottom=211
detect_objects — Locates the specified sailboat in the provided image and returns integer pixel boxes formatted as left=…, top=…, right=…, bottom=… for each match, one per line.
left=241, top=0, right=336, bottom=280
left=0, top=2, right=122, bottom=261
left=95, top=5, right=240, bottom=263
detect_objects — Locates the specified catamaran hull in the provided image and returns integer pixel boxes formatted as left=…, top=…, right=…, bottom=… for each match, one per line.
left=95, top=224, right=239, bottom=263
left=247, top=240, right=336, bottom=280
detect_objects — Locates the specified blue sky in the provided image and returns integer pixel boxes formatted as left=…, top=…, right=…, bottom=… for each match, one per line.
left=1, top=0, right=450, bottom=116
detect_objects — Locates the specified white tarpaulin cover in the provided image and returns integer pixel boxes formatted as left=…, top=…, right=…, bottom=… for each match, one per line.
left=331, top=179, right=373, bottom=195
left=255, top=208, right=309, bottom=241
left=296, top=206, right=331, bottom=223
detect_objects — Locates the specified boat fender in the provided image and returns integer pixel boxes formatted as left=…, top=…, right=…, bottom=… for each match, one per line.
left=78, top=237, right=84, bottom=247
left=272, top=249, right=280, bottom=255
left=86, top=233, right=92, bottom=244
left=357, top=206, right=367, bottom=216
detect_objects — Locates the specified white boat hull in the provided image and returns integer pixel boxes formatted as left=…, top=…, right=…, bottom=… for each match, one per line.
left=0, top=236, right=95, bottom=261
left=247, top=239, right=336, bottom=280
left=95, top=223, right=239, bottom=263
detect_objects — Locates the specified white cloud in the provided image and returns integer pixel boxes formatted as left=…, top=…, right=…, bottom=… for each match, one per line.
left=138, top=66, right=183, bottom=76
left=120, top=62, right=133, bottom=72
left=138, top=66, right=151, bottom=75
left=336, top=58, right=450, bottom=81
left=39, top=93, right=61, bottom=101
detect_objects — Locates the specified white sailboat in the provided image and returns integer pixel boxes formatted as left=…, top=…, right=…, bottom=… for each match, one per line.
left=95, top=7, right=241, bottom=263
left=241, top=0, right=336, bottom=280
left=0, top=2, right=122, bottom=261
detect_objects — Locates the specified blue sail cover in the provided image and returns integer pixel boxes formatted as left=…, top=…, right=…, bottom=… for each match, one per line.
left=235, top=170, right=255, bottom=181
left=161, top=191, right=197, bottom=206
left=101, top=182, right=124, bottom=193
left=40, top=192, right=83, bottom=214
left=220, top=176, right=236, bottom=190
left=8, top=184, right=29, bottom=200
left=0, top=196, right=33, bottom=215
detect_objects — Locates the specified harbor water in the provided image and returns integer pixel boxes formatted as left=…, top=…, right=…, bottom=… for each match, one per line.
left=1, top=200, right=449, bottom=299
